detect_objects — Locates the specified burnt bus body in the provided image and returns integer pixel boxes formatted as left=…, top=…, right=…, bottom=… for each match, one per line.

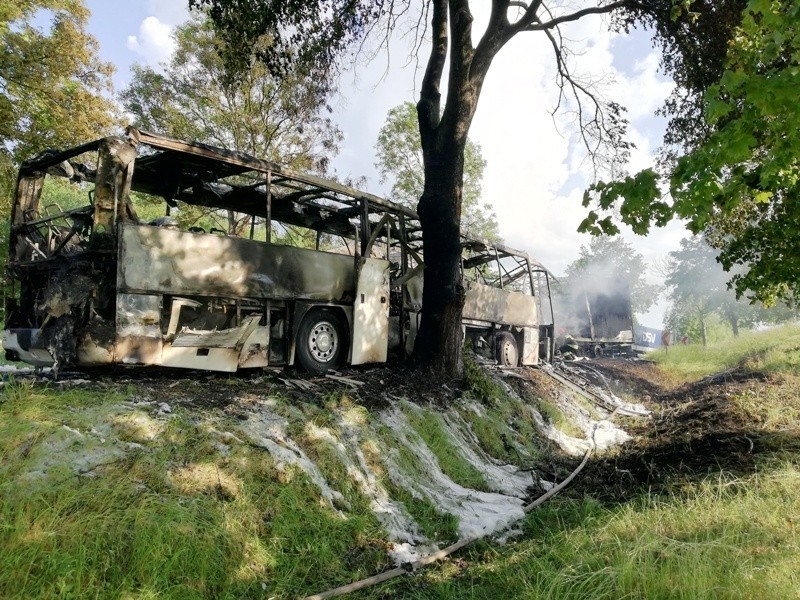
left=3, top=129, right=555, bottom=373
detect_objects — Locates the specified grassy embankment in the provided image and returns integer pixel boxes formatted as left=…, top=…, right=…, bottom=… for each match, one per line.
left=1, top=324, right=798, bottom=598
left=385, top=324, right=800, bottom=598
left=0, top=362, right=553, bottom=599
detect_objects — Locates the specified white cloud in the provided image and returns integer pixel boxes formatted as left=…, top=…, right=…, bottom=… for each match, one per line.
left=147, top=0, right=191, bottom=26
left=126, top=16, right=175, bottom=67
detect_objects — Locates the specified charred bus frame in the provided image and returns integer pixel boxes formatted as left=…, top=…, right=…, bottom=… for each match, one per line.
left=3, top=128, right=555, bottom=373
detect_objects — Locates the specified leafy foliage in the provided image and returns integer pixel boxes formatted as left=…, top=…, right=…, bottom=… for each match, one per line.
left=585, top=0, right=800, bottom=306
left=122, top=16, right=342, bottom=172
left=375, top=102, right=499, bottom=241
left=188, top=0, right=389, bottom=85
left=665, top=236, right=799, bottom=343
left=0, top=0, right=118, bottom=164
left=665, top=236, right=750, bottom=343
left=617, top=0, right=749, bottom=164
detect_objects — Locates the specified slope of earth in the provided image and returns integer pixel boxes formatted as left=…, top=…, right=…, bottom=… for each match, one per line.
left=384, top=326, right=800, bottom=599
left=566, top=358, right=799, bottom=501
left=2, top=325, right=799, bottom=599
left=0, top=356, right=636, bottom=599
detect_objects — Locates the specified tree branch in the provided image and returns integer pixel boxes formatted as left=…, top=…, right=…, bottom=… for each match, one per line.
left=418, top=0, right=448, bottom=149
left=527, top=0, right=631, bottom=30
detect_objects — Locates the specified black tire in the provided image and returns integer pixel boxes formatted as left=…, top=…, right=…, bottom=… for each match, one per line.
left=494, top=331, right=519, bottom=367
left=295, top=308, right=348, bottom=374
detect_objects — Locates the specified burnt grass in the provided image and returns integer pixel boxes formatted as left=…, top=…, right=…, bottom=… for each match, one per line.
left=568, top=358, right=800, bottom=502
left=9, top=356, right=798, bottom=504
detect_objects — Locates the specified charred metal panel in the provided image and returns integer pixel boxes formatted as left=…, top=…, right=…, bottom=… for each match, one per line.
left=1, top=330, right=53, bottom=366
left=10, top=174, right=45, bottom=261
left=118, top=225, right=356, bottom=301
left=76, top=336, right=115, bottom=365
left=463, top=281, right=538, bottom=328
left=114, top=336, right=162, bottom=366
left=351, top=257, right=390, bottom=365
left=237, top=325, right=269, bottom=368
left=161, top=345, right=239, bottom=372
left=116, top=293, right=161, bottom=338
left=93, top=137, right=138, bottom=234
left=521, top=326, right=539, bottom=366
left=172, top=315, right=261, bottom=348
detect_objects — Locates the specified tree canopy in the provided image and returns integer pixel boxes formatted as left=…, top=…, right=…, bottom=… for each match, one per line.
left=122, top=16, right=342, bottom=173
left=664, top=236, right=748, bottom=344
left=0, top=0, right=117, bottom=165
left=582, top=0, right=800, bottom=306
left=375, top=101, right=499, bottom=241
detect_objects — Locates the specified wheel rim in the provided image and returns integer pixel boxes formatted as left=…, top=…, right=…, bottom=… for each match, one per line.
left=500, top=339, right=518, bottom=366
left=308, top=321, right=338, bottom=362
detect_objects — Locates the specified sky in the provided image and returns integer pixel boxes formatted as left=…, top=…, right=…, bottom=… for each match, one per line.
left=82, top=0, right=688, bottom=328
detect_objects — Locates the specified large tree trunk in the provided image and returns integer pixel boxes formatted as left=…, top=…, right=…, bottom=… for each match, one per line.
left=414, top=146, right=467, bottom=378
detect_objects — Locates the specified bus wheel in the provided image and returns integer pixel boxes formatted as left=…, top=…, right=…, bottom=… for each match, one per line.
left=296, top=308, right=348, bottom=374
left=494, top=332, right=519, bottom=367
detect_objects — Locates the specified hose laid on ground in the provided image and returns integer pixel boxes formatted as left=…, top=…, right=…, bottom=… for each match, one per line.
left=304, top=448, right=592, bottom=600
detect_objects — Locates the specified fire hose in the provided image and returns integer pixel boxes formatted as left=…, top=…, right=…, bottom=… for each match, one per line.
left=304, top=448, right=593, bottom=600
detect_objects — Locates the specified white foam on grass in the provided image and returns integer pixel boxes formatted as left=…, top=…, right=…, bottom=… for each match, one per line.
left=305, top=421, right=429, bottom=548
left=236, top=406, right=345, bottom=512
left=404, top=402, right=536, bottom=498
left=380, top=406, right=526, bottom=540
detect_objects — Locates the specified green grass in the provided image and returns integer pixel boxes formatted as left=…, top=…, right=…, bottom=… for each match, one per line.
left=4, top=327, right=800, bottom=599
left=651, top=323, right=800, bottom=383
left=405, top=407, right=489, bottom=491
left=393, top=462, right=800, bottom=599
left=536, top=397, right=584, bottom=438
left=0, top=384, right=388, bottom=599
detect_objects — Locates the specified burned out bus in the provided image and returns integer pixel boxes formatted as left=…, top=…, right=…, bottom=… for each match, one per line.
left=2, top=128, right=555, bottom=373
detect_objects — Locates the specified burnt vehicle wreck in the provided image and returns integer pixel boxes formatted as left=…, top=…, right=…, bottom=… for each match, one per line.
left=557, top=281, right=635, bottom=357
left=3, top=128, right=555, bottom=373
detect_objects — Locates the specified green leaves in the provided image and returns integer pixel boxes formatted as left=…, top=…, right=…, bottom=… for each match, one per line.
left=0, top=0, right=118, bottom=161
left=374, top=101, right=500, bottom=242
left=581, top=169, right=663, bottom=235
left=121, top=16, right=342, bottom=175
left=584, top=0, right=800, bottom=305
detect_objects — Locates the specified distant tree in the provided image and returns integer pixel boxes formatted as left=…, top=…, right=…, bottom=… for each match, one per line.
left=121, top=16, right=343, bottom=235
left=564, top=236, right=660, bottom=316
left=375, top=102, right=499, bottom=242
left=122, top=17, right=341, bottom=171
left=583, top=0, right=800, bottom=307
left=665, top=236, right=798, bottom=345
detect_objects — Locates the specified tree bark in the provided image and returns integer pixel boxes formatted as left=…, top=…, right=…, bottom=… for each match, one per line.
left=414, top=145, right=468, bottom=378
left=727, top=313, right=739, bottom=337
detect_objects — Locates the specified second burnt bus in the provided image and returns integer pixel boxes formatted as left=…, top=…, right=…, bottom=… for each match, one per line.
left=3, top=129, right=555, bottom=373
